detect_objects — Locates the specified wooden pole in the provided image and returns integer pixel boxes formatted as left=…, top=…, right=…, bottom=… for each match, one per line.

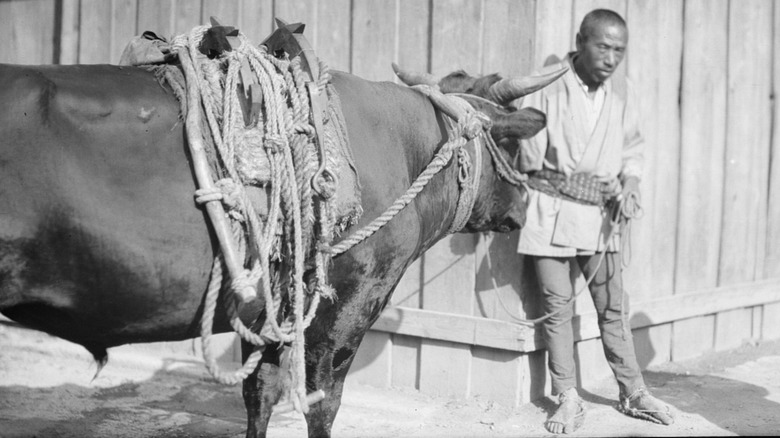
left=178, top=47, right=256, bottom=304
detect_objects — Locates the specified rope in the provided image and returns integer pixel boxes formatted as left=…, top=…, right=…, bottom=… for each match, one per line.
left=487, top=194, right=642, bottom=326
left=167, top=25, right=340, bottom=414
left=328, top=94, right=490, bottom=256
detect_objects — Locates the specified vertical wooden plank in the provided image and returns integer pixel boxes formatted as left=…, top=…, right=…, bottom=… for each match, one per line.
left=751, top=306, right=763, bottom=341
left=534, top=0, right=574, bottom=68
left=419, top=339, right=471, bottom=397
left=675, top=0, right=728, bottom=292
left=761, top=302, right=780, bottom=340
left=390, top=334, right=420, bottom=389
left=671, top=315, right=715, bottom=362
left=59, top=0, right=81, bottom=65
left=720, top=0, right=773, bottom=285
left=481, top=0, right=534, bottom=76
left=237, top=0, right=274, bottom=44
left=202, top=0, right=240, bottom=25
left=137, top=0, right=174, bottom=37
left=430, top=0, right=482, bottom=75
left=396, top=0, right=431, bottom=76
left=521, top=350, right=550, bottom=402
left=347, top=331, right=391, bottom=387
left=392, top=259, right=421, bottom=308
left=714, top=309, right=753, bottom=352
left=474, top=233, right=526, bottom=322
left=631, top=322, right=671, bottom=370
left=351, top=0, right=396, bottom=81
left=574, top=337, right=612, bottom=389
left=110, top=0, right=138, bottom=64
left=0, top=0, right=56, bottom=64
left=626, top=0, right=682, bottom=299
left=767, top=2, right=780, bottom=278
left=470, top=346, right=522, bottom=407
left=315, top=0, right=351, bottom=72
left=172, top=0, right=203, bottom=34
left=78, top=0, right=112, bottom=63
left=274, top=0, right=317, bottom=39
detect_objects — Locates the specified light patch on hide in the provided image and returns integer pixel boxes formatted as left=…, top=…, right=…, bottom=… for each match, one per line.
left=137, top=107, right=156, bottom=122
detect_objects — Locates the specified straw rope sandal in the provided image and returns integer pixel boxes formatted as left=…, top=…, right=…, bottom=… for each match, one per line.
left=545, top=388, right=586, bottom=434
left=617, top=387, right=675, bottom=425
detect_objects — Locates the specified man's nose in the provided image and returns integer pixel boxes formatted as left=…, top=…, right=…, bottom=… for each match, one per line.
left=604, top=51, right=616, bottom=67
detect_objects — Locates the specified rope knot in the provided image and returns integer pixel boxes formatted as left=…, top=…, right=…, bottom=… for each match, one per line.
left=459, top=112, right=486, bottom=140
left=457, top=148, right=472, bottom=184
left=229, top=269, right=257, bottom=304
left=264, top=134, right=285, bottom=154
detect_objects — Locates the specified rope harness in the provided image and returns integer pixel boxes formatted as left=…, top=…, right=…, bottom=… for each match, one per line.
left=165, top=25, right=346, bottom=413
left=143, top=22, right=509, bottom=414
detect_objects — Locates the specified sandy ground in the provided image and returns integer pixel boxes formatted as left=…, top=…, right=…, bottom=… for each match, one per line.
left=1, top=322, right=779, bottom=438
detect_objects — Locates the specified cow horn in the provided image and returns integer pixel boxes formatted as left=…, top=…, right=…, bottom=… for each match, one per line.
left=487, top=67, right=568, bottom=105
left=392, top=62, right=440, bottom=86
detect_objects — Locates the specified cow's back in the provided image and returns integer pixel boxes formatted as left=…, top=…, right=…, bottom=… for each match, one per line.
left=0, top=64, right=218, bottom=353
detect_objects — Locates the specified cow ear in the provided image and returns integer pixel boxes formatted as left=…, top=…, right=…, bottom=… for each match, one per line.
left=489, top=107, right=546, bottom=147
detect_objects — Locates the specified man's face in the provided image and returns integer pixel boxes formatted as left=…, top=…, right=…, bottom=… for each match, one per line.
left=575, top=22, right=627, bottom=86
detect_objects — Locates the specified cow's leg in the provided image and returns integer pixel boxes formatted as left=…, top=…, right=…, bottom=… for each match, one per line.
left=242, top=340, right=285, bottom=438
left=301, top=293, right=390, bottom=438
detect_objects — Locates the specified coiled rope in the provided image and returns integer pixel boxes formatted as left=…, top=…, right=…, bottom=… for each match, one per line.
left=169, top=25, right=336, bottom=413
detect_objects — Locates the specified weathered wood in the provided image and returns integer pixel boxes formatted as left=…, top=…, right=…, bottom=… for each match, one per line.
left=237, top=0, right=274, bottom=45
left=351, top=0, right=396, bottom=81
left=473, top=233, right=526, bottom=323
left=533, top=0, right=573, bottom=68
left=714, top=308, right=753, bottom=352
left=371, top=279, right=780, bottom=352
left=720, top=0, right=773, bottom=285
left=623, top=0, right=683, bottom=300
left=372, top=306, right=532, bottom=352
left=768, top=2, right=780, bottom=278
left=78, top=0, right=112, bottom=63
left=675, top=0, right=728, bottom=292
left=137, top=0, right=175, bottom=39
left=470, top=346, right=522, bottom=407
left=396, top=0, right=431, bottom=75
left=430, top=0, right=482, bottom=75
left=111, top=0, right=138, bottom=64
left=347, top=331, right=391, bottom=387
left=632, top=323, right=672, bottom=369
left=0, top=0, right=55, bottom=64
left=172, top=0, right=202, bottom=35
left=481, top=0, right=534, bottom=76
left=314, top=0, right=351, bottom=72
left=671, top=315, right=715, bottom=362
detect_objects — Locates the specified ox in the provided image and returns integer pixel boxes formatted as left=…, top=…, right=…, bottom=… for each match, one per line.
left=0, top=27, right=562, bottom=438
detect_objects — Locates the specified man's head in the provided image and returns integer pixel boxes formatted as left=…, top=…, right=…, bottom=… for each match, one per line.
left=574, top=9, right=628, bottom=88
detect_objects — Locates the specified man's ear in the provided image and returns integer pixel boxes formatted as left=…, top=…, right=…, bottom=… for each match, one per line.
left=575, top=32, right=584, bottom=51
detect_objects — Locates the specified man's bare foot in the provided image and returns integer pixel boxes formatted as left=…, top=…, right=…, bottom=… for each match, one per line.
left=545, top=388, right=586, bottom=434
left=618, top=387, right=675, bottom=425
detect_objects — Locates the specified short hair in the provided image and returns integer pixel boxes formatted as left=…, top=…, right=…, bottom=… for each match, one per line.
left=579, top=9, right=627, bottom=40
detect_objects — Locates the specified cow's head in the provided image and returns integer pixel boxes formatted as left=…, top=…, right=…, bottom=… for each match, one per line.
left=392, top=63, right=565, bottom=232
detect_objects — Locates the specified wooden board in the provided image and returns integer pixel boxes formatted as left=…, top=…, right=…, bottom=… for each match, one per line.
left=314, top=0, right=351, bottom=72
left=533, top=0, right=573, bottom=68
left=481, top=0, right=534, bottom=76
left=470, top=346, right=522, bottom=407
left=396, top=0, right=431, bottom=75
left=0, top=0, right=55, bottom=64
left=720, top=0, right=773, bottom=285
left=631, top=322, right=671, bottom=369
left=78, top=0, right=113, bottom=63
left=671, top=315, right=715, bottom=362
left=137, top=0, right=175, bottom=39
left=623, top=0, right=683, bottom=300
left=675, top=0, right=728, bottom=292
left=110, top=0, right=138, bottom=64
left=714, top=308, right=753, bottom=352
left=430, top=0, right=482, bottom=75
left=236, top=0, right=274, bottom=45
left=351, top=0, right=396, bottom=81
left=767, top=3, right=780, bottom=278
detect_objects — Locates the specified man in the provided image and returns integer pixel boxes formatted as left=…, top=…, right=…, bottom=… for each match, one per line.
left=515, top=9, right=676, bottom=434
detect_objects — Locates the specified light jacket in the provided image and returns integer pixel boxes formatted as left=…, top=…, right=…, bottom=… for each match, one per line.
left=515, top=53, right=644, bottom=256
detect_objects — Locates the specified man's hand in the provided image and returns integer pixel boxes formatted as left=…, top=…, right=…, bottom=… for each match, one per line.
left=595, top=171, right=622, bottom=199
left=619, top=176, right=640, bottom=202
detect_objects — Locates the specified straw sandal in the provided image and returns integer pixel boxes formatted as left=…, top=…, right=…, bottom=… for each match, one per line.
left=545, top=388, right=586, bottom=434
left=617, top=387, right=675, bottom=425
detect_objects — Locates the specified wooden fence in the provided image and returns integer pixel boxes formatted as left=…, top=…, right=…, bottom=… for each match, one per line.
left=2, top=0, right=780, bottom=408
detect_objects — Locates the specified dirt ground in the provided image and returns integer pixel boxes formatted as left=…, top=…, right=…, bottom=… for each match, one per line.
left=1, top=322, right=779, bottom=438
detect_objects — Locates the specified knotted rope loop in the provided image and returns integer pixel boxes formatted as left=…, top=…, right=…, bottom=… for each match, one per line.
left=312, top=168, right=339, bottom=199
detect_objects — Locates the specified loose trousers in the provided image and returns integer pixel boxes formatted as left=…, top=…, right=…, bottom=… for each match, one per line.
left=533, top=253, right=644, bottom=397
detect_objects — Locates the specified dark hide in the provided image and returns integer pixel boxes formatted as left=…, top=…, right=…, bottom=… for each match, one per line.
left=0, top=63, right=544, bottom=438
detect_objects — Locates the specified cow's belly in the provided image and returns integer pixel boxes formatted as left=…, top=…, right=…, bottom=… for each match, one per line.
left=0, top=64, right=227, bottom=349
